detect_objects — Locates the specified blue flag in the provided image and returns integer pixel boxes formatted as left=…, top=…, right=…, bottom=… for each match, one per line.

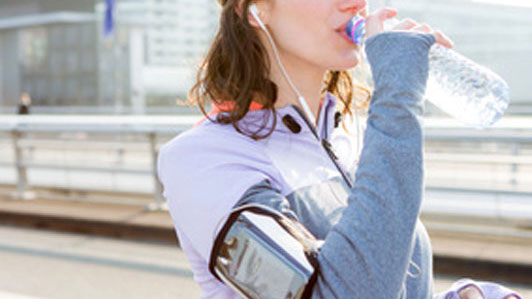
left=104, top=0, right=115, bottom=37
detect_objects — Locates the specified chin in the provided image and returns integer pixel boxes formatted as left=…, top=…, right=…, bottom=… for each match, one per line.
left=327, top=55, right=361, bottom=71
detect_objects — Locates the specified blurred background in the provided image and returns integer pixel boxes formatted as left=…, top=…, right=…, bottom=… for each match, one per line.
left=0, top=0, right=531, bottom=115
left=0, top=0, right=531, bottom=298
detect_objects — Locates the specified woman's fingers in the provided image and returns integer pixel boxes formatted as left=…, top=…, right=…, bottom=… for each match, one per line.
left=365, top=8, right=454, bottom=49
left=365, top=7, right=398, bottom=39
left=458, top=285, right=484, bottom=299
left=359, top=7, right=368, bottom=18
left=375, top=7, right=398, bottom=21
left=411, top=23, right=454, bottom=49
left=433, top=30, right=454, bottom=48
left=392, top=18, right=417, bottom=31
left=412, top=23, right=432, bottom=33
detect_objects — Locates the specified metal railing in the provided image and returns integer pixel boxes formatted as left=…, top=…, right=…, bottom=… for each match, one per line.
left=0, top=115, right=199, bottom=210
left=1, top=115, right=531, bottom=223
left=423, top=118, right=532, bottom=193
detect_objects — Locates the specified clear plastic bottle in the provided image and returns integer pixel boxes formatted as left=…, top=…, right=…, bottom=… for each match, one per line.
left=346, top=16, right=511, bottom=128
left=426, top=44, right=510, bottom=127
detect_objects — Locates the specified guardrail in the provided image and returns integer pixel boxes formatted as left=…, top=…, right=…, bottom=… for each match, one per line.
left=422, top=119, right=532, bottom=192
left=1, top=115, right=531, bottom=219
left=0, top=115, right=199, bottom=210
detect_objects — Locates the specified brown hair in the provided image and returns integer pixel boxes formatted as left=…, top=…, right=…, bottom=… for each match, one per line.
left=189, top=0, right=370, bottom=140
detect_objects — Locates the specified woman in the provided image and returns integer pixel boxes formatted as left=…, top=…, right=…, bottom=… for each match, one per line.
left=157, top=0, right=521, bottom=298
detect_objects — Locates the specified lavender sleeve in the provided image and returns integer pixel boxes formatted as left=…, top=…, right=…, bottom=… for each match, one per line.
left=434, top=279, right=522, bottom=299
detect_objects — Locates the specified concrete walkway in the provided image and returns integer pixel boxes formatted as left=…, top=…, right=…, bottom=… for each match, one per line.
left=1, top=193, right=531, bottom=285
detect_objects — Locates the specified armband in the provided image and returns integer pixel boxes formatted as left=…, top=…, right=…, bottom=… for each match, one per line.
left=209, top=205, right=322, bottom=299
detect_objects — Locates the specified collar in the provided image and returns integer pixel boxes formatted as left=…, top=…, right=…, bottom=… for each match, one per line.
left=277, top=92, right=338, bottom=140
left=194, top=101, right=264, bottom=127
left=197, top=92, right=339, bottom=140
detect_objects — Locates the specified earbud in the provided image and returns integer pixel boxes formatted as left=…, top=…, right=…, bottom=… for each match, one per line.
left=249, top=4, right=267, bottom=31
left=249, top=3, right=259, bottom=16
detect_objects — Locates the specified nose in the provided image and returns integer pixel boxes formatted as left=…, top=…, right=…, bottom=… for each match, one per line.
left=338, top=0, right=367, bottom=14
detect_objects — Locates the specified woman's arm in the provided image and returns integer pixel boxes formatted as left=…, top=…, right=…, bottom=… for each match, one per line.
left=313, top=31, right=435, bottom=299
left=222, top=31, right=436, bottom=299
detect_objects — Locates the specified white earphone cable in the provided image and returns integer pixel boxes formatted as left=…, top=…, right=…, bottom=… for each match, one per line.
left=249, top=5, right=316, bottom=125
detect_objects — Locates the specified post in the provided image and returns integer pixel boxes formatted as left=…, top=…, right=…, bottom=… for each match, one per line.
left=129, top=26, right=145, bottom=115
left=147, top=132, right=166, bottom=211
left=510, top=142, right=520, bottom=186
left=11, top=130, right=35, bottom=200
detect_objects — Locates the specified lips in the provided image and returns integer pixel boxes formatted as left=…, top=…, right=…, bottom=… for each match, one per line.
left=335, top=9, right=367, bottom=34
left=335, top=20, right=351, bottom=35
left=335, top=21, right=350, bottom=45
left=337, top=30, right=353, bottom=43
left=336, top=18, right=358, bottom=44
left=336, top=14, right=367, bottom=45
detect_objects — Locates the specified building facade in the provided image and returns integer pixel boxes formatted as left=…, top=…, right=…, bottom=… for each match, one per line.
left=0, top=0, right=531, bottom=114
left=0, top=0, right=219, bottom=114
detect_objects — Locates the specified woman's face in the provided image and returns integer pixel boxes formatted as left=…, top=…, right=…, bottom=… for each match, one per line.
left=256, top=0, right=367, bottom=72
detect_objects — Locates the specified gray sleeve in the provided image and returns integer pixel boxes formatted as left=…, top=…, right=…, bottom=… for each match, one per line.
left=235, top=179, right=299, bottom=221
left=312, top=32, right=435, bottom=299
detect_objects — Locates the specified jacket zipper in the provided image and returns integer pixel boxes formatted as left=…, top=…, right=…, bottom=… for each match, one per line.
left=290, top=105, right=353, bottom=189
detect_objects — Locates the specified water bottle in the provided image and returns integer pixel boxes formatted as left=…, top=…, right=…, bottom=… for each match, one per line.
left=346, top=16, right=511, bottom=128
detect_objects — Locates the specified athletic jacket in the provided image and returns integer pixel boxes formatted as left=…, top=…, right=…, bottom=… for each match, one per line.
left=157, top=32, right=521, bottom=299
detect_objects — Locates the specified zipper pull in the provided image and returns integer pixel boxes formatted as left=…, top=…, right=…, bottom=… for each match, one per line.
left=322, top=138, right=353, bottom=188
left=321, top=139, right=338, bottom=160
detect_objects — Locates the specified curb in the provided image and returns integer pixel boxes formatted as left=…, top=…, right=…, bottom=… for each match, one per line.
left=0, top=210, right=178, bottom=245
left=1, top=209, right=531, bottom=285
left=434, top=255, right=532, bottom=286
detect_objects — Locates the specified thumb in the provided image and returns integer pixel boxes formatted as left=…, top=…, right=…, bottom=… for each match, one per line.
left=365, top=8, right=397, bottom=39
left=376, top=7, right=397, bottom=21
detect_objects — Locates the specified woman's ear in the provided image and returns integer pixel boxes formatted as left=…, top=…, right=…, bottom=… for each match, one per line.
left=235, top=1, right=268, bottom=28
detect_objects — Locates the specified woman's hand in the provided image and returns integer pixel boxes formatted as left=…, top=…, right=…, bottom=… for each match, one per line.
left=458, top=285, right=484, bottom=299
left=364, top=7, right=454, bottom=49
left=457, top=285, right=520, bottom=299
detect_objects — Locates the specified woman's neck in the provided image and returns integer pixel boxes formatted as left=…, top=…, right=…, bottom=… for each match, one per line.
left=268, top=52, right=326, bottom=123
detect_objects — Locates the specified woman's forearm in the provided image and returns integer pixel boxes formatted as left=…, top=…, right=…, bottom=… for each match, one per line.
left=313, top=32, right=435, bottom=299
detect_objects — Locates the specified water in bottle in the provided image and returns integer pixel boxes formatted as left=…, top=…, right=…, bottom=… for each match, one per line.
left=346, top=16, right=511, bottom=128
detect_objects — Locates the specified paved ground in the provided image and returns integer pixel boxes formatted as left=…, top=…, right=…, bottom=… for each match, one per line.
left=1, top=225, right=531, bottom=299
left=1, top=193, right=531, bottom=267
left=1, top=189, right=532, bottom=297
left=0, top=225, right=200, bottom=299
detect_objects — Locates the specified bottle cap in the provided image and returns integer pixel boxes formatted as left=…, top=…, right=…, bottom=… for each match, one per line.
left=346, top=16, right=365, bottom=45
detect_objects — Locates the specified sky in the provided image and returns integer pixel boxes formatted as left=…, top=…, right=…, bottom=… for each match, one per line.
left=472, top=0, right=532, bottom=8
